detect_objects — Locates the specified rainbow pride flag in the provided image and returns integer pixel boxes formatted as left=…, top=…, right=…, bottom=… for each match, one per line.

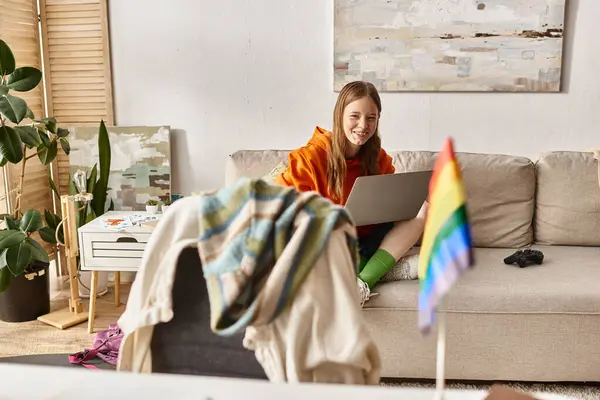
left=418, top=137, right=474, bottom=335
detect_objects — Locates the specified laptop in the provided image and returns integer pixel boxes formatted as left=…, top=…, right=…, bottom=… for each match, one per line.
left=344, top=170, right=433, bottom=226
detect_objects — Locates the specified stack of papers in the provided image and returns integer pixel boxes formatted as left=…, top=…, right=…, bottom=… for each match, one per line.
left=101, top=214, right=160, bottom=231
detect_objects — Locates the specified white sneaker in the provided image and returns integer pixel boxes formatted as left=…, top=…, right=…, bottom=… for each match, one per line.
left=380, top=254, right=420, bottom=282
left=398, top=254, right=419, bottom=280
left=357, top=277, right=378, bottom=307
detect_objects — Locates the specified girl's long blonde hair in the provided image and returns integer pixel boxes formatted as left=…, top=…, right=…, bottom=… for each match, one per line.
left=327, top=81, right=382, bottom=202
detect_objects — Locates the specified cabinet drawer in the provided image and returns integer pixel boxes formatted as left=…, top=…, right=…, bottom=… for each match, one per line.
left=92, top=249, right=146, bottom=258
left=92, top=241, right=147, bottom=251
left=80, top=232, right=152, bottom=270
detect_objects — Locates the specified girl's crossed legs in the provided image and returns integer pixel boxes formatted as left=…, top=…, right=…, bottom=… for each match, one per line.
left=356, top=201, right=429, bottom=306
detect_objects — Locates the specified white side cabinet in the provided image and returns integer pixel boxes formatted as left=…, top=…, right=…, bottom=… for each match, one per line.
left=78, top=211, right=160, bottom=332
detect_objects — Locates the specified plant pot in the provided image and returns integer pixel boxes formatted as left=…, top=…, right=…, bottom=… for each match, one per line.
left=161, top=205, right=170, bottom=214
left=0, top=261, right=50, bottom=323
left=78, top=270, right=109, bottom=298
left=146, top=205, right=158, bottom=214
left=113, top=271, right=136, bottom=284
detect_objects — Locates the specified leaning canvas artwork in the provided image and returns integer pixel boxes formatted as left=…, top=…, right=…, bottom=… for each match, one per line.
left=334, top=0, right=566, bottom=92
left=68, top=125, right=171, bottom=211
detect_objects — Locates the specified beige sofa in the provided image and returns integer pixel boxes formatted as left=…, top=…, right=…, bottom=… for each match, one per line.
left=225, top=149, right=600, bottom=383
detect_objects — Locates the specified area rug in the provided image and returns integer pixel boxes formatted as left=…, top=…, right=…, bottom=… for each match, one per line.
left=0, top=282, right=128, bottom=358
left=381, top=380, right=600, bottom=399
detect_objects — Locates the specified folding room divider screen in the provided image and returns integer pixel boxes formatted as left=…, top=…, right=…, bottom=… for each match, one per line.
left=0, top=0, right=114, bottom=270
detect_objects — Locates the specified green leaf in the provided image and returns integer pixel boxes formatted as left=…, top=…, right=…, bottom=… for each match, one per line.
left=0, top=153, right=7, bottom=167
left=68, top=174, right=77, bottom=195
left=38, top=226, right=57, bottom=244
left=0, top=85, right=8, bottom=96
left=35, top=117, right=56, bottom=134
left=85, top=207, right=97, bottom=224
left=0, top=40, right=15, bottom=76
left=87, top=164, right=97, bottom=194
left=6, top=241, right=31, bottom=276
left=59, top=137, right=70, bottom=155
left=4, top=215, right=19, bottom=230
left=57, top=127, right=69, bottom=138
left=52, top=212, right=62, bottom=229
left=20, top=209, right=43, bottom=233
left=44, top=209, right=58, bottom=230
left=0, top=126, right=23, bottom=164
left=49, top=176, right=61, bottom=198
left=25, top=107, right=34, bottom=120
left=6, top=67, right=42, bottom=92
left=75, top=206, right=84, bottom=228
left=93, top=120, right=111, bottom=217
left=98, top=120, right=110, bottom=180
left=38, top=129, right=50, bottom=147
left=0, top=93, right=28, bottom=124
left=14, top=126, right=41, bottom=148
left=37, top=140, right=58, bottom=165
left=0, top=230, right=26, bottom=250
left=92, top=185, right=105, bottom=218
left=24, top=238, right=48, bottom=262
left=43, top=210, right=63, bottom=243
left=0, top=266, right=14, bottom=292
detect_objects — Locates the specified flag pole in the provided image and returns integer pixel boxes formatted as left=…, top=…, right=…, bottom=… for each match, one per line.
left=434, top=303, right=447, bottom=400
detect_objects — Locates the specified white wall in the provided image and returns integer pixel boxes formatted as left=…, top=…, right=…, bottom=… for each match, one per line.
left=108, top=0, right=599, bottom=194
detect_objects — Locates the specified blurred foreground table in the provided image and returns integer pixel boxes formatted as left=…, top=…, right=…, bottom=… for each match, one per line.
left=0, top=363, right=572, bottom=400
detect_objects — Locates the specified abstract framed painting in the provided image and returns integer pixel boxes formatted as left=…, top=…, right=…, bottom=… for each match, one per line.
left=68, top=125, right=171, bottom=211
left=334, top=0, right=566, bottom=92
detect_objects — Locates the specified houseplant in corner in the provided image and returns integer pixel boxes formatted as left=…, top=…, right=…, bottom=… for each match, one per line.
left=52, top=121, right=113, bottom=297
left=0, top=39, right=69, bottom=322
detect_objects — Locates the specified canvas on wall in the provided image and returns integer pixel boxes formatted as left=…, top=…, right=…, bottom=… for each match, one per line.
left=334, top=0, right=566, bottom=92
left=68, top=125, right=171, bottom=211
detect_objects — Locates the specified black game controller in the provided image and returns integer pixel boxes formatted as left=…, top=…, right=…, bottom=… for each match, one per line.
left=504, top=249, right=544, bottom=268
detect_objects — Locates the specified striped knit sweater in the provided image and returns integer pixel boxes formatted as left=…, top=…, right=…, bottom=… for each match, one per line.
left=197, top=178, right=359, bottom=337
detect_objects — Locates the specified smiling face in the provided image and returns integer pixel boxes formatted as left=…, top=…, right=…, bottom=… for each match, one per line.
left=342, top=96, right=379, bottom=158
left=328, top=81, right=383, bottom=201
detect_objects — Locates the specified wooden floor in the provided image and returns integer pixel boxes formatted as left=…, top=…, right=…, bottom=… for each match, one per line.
left=0, top=273, right=129, bottom=358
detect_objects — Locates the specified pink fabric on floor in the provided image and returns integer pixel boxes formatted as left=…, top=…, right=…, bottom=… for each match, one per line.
left=68, top=324, right=122, bottom=369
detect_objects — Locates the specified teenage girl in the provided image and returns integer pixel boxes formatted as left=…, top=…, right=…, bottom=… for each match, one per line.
left=276, top=80, right=428, bottom=306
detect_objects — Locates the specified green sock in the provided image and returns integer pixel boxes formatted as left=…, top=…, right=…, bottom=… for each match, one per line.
left=358, top=249, right=396, bottom=289
left=358, top=257, right=369, bottom=274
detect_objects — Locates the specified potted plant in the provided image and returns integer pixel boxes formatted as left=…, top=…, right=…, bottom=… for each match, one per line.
left=146, top=200, right=159, bottom=214
left=63, top=120, right=113, bottom=228
left=161, top=199, right=172, bottom=213
left=49, top=120, right=113, bottom=298
left=0, top=39, right=68, bottom=322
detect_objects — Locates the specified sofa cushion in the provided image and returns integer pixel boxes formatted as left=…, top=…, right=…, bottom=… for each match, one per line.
left=226, top=150, right=290, bottom=186
left=534, top=151, right=600, bottom=246
left=227, top=150, right=535, bottom=248
left=261, top=161, right=288, bottom=185
left=367, top=245, right=600, bottom=314
left=392, top=151, right=535, bottom=248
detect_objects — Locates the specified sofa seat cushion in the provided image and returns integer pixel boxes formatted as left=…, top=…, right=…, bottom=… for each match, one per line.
left=366, top=245, right=600, bottom=314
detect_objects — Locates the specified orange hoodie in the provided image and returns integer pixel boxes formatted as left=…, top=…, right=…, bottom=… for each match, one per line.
left=276, top=126, right=395, bottom=236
